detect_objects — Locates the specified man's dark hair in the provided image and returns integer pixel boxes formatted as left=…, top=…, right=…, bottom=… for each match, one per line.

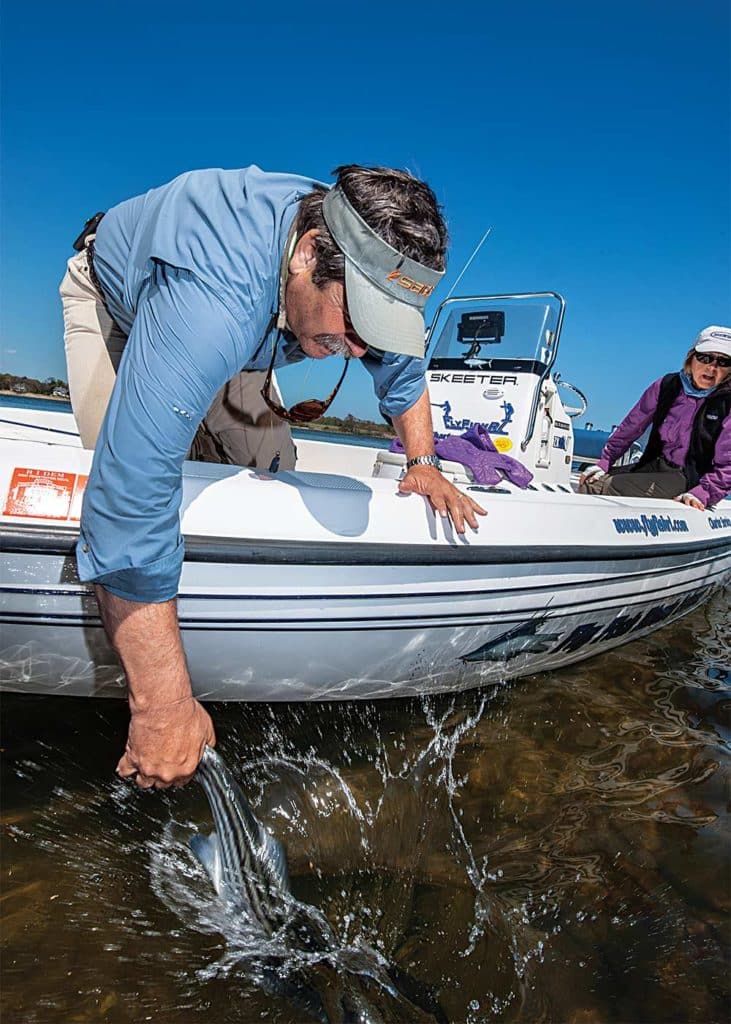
left=296, top=165, right=448, bottom=289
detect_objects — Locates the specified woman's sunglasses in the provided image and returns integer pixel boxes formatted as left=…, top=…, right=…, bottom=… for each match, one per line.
left=694, top=351, right=731, bottom=369
left=260, top=333, right=350, bottom=424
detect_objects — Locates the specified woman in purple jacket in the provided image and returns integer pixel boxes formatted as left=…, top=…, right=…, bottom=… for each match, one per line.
left=579, top=326, right=731, bottom=509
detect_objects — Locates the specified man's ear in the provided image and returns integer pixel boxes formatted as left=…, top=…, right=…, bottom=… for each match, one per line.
left=288, top=229, right=319, bottom=276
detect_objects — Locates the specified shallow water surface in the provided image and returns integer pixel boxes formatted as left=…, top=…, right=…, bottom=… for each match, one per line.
left=2, top=589, right=729, bottom=1023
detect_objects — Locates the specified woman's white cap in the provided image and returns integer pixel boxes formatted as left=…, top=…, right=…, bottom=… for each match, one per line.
left=694, top=325, right=731, bottom=358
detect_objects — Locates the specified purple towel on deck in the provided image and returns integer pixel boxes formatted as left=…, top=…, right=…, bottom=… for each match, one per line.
left=390, top=425, right=533, bottom=488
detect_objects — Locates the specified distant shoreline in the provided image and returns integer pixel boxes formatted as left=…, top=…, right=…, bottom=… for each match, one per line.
left=296, top=421, right=394, bottom=439
left=0, top=390, right=70, bottom=402
left=0, top=391, right=394, bottom=443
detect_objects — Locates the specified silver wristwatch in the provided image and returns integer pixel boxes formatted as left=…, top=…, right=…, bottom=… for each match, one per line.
left=405, top=454, right=443, bottom=471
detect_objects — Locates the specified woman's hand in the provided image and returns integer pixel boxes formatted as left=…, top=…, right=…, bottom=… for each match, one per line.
left=674, top=492, right=706, bottom=511
left=578, top=465, right=607, bottom=489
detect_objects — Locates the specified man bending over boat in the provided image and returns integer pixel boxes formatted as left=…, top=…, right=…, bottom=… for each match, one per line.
left=60, top=164, right=486, bottom=789
left=579, top=326, right=731, bottom=508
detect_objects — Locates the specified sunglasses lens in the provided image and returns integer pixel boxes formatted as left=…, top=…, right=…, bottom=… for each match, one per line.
left=696, top=352, right=731, bottom=367
left=288, top=400, right=326, bottom=424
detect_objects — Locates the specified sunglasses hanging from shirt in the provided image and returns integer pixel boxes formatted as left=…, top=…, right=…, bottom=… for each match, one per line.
left=260, top=332, right=350, bottom=424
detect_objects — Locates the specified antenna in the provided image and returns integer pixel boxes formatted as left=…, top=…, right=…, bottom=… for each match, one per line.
left=442, top=226, right=493, bottom=302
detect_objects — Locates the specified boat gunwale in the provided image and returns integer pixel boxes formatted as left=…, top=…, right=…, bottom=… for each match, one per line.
left=2, top=522, right=730, bottom=566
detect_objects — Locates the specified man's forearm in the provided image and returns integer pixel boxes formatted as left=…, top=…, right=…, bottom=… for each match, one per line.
left=391, top=388, right=436, bottom=460
left=96, top=584, right=214, bottom=787
left=94, top=585, right=193, bottom=711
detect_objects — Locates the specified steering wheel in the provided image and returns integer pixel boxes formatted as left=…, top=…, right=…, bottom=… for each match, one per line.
left=554, top=378, right=588, bottom=418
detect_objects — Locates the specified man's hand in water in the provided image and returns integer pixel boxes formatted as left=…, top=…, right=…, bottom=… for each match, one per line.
left=117, top=696, right=215, bottom=789
left=94, top=585, right=216, bottom=788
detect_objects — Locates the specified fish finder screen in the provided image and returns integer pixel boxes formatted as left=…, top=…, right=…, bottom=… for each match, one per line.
left=457, top=311, right=505, bottom=344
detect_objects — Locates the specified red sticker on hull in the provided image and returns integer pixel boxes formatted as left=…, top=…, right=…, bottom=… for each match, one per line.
left=4, top=468, right=88, bottom=521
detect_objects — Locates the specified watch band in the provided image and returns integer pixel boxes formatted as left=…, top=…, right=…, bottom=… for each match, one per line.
left=405, top=454, right=442, bottom=471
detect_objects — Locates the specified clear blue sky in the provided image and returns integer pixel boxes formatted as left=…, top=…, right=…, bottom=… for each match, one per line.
left=1, top=0, right=729, bottom=430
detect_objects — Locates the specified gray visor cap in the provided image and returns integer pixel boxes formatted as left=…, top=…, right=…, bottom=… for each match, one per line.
left=322, top=185, right=445, bottom=358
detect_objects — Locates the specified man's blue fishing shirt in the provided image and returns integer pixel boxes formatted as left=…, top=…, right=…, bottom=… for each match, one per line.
left=79, top=166, right=427, bottom=602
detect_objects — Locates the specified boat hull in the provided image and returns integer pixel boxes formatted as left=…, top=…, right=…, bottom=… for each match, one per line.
left=2, top=525, right=729, bottom=700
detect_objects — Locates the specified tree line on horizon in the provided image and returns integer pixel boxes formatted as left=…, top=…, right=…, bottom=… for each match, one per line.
left=310, top=412, right=394, bottom=437
left=1, top=373, right=69, bottom=396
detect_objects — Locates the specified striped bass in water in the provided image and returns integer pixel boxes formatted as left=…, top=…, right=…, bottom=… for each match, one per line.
left=191, top=746, right=448, bottom=1024
left=192, top=745, right=334, bottom=952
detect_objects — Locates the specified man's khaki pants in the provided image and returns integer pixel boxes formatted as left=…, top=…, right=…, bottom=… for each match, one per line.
left=59, top=249, right=296, bottom=470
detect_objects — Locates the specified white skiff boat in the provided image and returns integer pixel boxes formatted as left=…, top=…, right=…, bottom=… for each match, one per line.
left=2, top=294, right=729, bottom=700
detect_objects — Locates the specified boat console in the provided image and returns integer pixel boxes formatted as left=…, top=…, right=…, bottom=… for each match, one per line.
left=375, top=293, right=584, bottom=486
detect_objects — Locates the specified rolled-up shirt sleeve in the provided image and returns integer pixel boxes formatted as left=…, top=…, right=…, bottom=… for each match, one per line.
left=598, top=378, right=662, bottom=472
left=360, top=351, right=427, bottom=418
left=691, top=407, right=731, bottom=508
left=77, top=264, right=246, bottom=602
